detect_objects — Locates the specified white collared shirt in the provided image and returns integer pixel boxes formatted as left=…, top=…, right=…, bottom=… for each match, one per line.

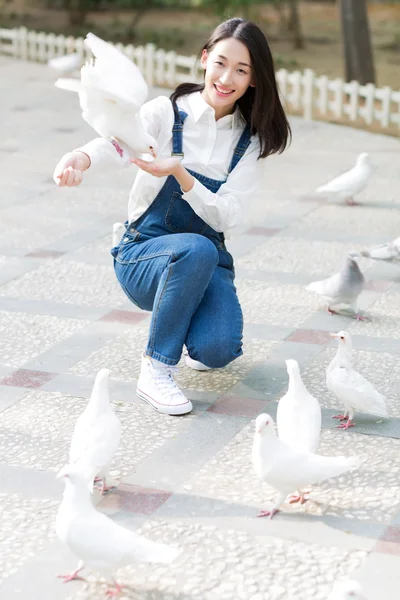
left=76, top=92, right=265, bottom=233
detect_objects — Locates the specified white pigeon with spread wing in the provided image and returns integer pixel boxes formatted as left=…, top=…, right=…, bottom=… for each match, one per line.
left=55, top=33, right=158, bottom=157
left=327, top=331, right=388, bottom=430
left=316, top=153, right=372, bottom=205
left=252, top=413, right=360, bottom=519
left=56, top=464, right=179, bottom=594
left=361, top=236, right=400, bottom=263
left=306, top=253, right=366, bottom=320
left=277, top=359, right=322, bottom=504
left=69, top=368, right=121, bottom=494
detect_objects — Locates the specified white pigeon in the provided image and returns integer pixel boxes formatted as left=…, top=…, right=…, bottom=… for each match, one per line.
left=48, top=53, right=81, bottom=74
left=112, top=222, right=125, bottom=247
left=69, top=368, right=121, bottom=494
left=55, top=32, right=158, bottom=157
left=327, top=331, right=388, bottom=430
left=361, top=236, right=400, bottom=263
left=315, top=153, right=372, bottom=205
left=56, top=463, right=179, bottom=594
left=276, top=359, right=322, bottom=504
left=306, top=253, right=366, bottom=320
left=252, top=413, right=360, bottom=519
left=327, top=580, right=369, bottom=600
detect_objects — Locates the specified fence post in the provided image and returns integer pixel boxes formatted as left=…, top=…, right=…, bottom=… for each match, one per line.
left=380, top=86, right=392, bottom=128
left=333, top=78, right=344, bottom=119
left=145, top=43, right=155, bottom=87
left=155, top=48, right=166, bottom=86
left=348, top=80, right=360, bottom=121
left=363, top=82, right=375, bottom=124
left=317, top=75, right=328, bottom=115
left=19, top=26, right=28, bottom=60
left=302, top=68, right=314, bottom=120
left=166, top=50, right=176, bottom=88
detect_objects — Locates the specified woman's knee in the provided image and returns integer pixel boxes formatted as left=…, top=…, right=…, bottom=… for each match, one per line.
left=177, top=234, right=219, bottom=270
left=190, top=337, right=243, bottom=369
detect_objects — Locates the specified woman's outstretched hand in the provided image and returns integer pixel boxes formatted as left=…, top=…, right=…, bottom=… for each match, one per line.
left=131, top=157, right=181, bottom=178
left=53, top=151, right=91, bottom=187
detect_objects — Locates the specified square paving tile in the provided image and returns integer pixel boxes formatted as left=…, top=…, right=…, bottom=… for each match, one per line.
left=0, top=389, right=192, bottom=475
left=0, top=260, right=126, bottom=307
left=0, top=493, right=57, bottom=587
left=236, top=279, right=322, bottom=327
left=283, top=205, right=400, bottom=239
left=236, top=237, right=371, bottom=276
left=0, top=311, right=89, bottom=369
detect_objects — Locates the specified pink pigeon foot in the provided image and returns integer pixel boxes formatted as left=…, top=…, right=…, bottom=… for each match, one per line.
left=57, top=567, right=85, bottom=583
left=106, top=581, right=125, bottom=597
left=336, top=418, right=355, bottom=430
left=257, top=508, right=279, bottom=519
left=93, top=478, right=116, bottom=495
left=352, top=313, right=369, bottom=321
left=345, top=196, right=359, bottom=206
left=327, top=307, right=341, bottom=316
left=288, top=492, right=309, bottom=505
left=332, top=414, right=348, bottom=420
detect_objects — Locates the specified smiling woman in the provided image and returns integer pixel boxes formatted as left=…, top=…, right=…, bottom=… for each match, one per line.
left=53, top=18, right=291, bottom=418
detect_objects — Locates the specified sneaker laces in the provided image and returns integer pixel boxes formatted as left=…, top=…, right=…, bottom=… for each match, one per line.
left=153, top=365, right=181, bottom=398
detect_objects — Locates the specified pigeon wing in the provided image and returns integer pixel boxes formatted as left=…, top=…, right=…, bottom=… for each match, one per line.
left=328, top=366, right=388, bottom=418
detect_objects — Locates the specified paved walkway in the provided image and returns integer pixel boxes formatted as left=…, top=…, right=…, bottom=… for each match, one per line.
left=1, top=55, right=400, bottom=600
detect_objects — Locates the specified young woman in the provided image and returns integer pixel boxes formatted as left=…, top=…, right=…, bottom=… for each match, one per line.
left=53, top=18, right=291, bottom=417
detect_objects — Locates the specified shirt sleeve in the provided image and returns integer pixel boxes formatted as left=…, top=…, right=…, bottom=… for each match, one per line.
left=74, top=95, right=171, bottom=170
left=181, top=138, right=265, bottom=233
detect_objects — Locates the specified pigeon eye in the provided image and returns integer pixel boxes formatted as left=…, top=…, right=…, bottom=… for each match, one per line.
left=340, top=336, right=345, bottom=340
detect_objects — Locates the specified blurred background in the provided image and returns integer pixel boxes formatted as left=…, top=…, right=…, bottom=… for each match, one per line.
left=1, top=0, right=399, bottom=88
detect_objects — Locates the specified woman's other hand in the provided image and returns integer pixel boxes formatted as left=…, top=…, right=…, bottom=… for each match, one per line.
left=53, top=151, right=91, bottom=187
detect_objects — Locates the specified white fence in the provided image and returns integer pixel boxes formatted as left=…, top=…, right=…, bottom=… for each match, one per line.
left=1, top=26, right=399, bottom=131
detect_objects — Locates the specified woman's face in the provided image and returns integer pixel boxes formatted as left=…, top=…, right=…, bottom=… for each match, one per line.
left=200, top=37, right=254, bottom=120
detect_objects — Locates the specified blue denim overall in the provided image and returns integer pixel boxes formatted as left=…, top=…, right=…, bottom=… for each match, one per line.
left=112, top=102, right=252, bottom=367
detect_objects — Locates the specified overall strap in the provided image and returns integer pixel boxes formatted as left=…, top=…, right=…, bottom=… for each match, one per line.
left=227, top=122, right=252, bottom=174
left=171, top=102, right=188, bottom=158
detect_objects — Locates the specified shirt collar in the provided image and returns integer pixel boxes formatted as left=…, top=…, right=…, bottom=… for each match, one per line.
left=188, top=91, right=246, bottom=130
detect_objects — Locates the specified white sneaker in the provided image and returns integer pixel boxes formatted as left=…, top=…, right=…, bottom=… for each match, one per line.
left=183, top=348, right=211, bottom=371
left=137, top=353, right=192, bottom=416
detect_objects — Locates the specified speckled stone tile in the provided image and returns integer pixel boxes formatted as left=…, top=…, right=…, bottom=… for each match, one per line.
left=64, top=520, right=368, bottom=600
left=184, top=422, right=400, bottom=524
left=349, top=292, right=400, bottom=340
left=70, top=326, right=277, bottom=394
left=0, top=260, right=126, bottom=307
left=236, top=279, right=322, bottom=326
left=0, top=311, right=89, bottom=369
left=302, top=346, right=400, bottom=418
left=65, top=234, right=116, bottom=258
left=236, top=238, right=371, bottom=275
left=0, top=390, right=191, bottom=476
left=283, top=205, right=400, bottom=239
left=0, top=494, right=57, bottom=586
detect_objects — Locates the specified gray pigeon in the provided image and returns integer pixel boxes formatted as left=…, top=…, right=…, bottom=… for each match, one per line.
left=306, top=253, right=366, bottom=320
left=361, top=236, right=400, bottom=264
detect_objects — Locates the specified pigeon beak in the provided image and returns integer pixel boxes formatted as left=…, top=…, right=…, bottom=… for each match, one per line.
left=329, top=333, right=339, bottom=339
left=150, top=148, right=157, bottom=158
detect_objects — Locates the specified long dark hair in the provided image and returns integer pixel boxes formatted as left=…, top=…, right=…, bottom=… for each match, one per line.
left=170, top=18, right=291, bottom=159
